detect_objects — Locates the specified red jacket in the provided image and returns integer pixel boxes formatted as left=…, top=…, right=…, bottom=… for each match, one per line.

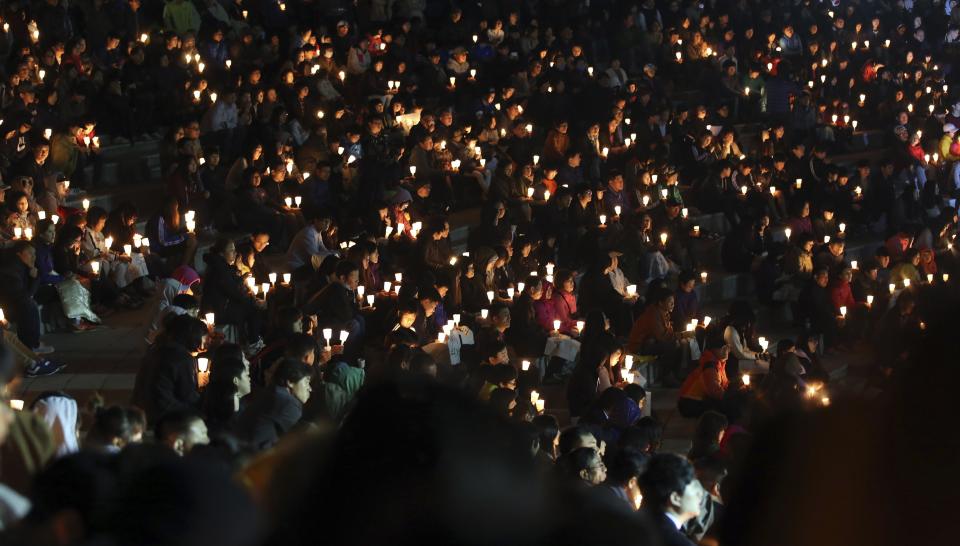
left=829, top=279, right=855, bottom=313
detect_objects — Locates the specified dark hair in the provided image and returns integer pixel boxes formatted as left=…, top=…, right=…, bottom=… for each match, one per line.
left=638, top=453, right=697, bottom=508
left=606, top=449, right=649, bottom=487
left=88, top=406, right=132, bottom=446
left=689, top=411, right=728, bottom=460
left=409, top=351, right=436, bottom=376
left=155, top=409, right=203, bottom=443
left=284, top=333, right=318, bottom=362
left=488, top=364, right=518, bottom=385
left=166, top=315, right=208, bottom=352
left=480, top=339, right=507, bottom=362
left=272, top=359, right=310, bottom=386
left=532, top=414, right=559, bottom=456
left=557, top=446, right=599, bottom=479
left=488, top=387, right=517, bottom=416
left=202, top=358, right=246, bottom=429
left=623, top=383, right=647, bottom=404
left=86, top=206, right=108, bottom=225
left=620, top=416, right=662, bottom=454
left=335, top=260, right=360, bottom=278
left=558, top=425, right=597, bottom=456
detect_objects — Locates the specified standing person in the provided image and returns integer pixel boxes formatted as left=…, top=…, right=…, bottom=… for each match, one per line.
left=638, top=454, right=705, bottom=546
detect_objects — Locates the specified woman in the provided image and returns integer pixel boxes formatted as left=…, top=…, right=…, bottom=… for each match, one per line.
left=458, top=259, right=489, bottom=313
left=132, top=314, right=207, bottom=423
left=678, top=337, right=733, bottom=418
left=147, top=196, right=198, bottom=270
left=567, top=335, right=623, bottom=419
left=236, top=169, right=285, bottom=244
left=84, top=406, right=133, bottom=453
left=52, top=225, right=102, bottom=325
left=201, top=357, right=251, bottom=438
left=550, top=270, right=580, bottom=336
left=722, top=300, right=769, bottom=375
left=688, top=410, right=729, bottom=460
left=200, top=238, right=265, bottom=347
left=226, top=142, right=265, bottom=192
left=505, top=280, right=549, bottom=359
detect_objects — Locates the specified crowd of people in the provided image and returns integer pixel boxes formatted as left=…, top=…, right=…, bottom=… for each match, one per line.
left=0, top=0, right=958, bottom=544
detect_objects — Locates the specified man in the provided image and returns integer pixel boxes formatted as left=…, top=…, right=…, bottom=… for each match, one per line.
left=304, top=260, right=364, bottom=360
left=0, top=242, right=59, bottom=368
left=236, top=358, right=311, bottom=450
left=559, top=447, right=607, bottom=486
left=287, top=211, right=335, bottom=271
left=155, top=409, right=209, bottom=456
left=603, top=449, right=648, bottom=510
left=639, top=453, right=705, bottom=546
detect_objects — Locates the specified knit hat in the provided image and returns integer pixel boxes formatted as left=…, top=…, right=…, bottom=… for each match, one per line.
left=944, top=123, right=958, bottom=134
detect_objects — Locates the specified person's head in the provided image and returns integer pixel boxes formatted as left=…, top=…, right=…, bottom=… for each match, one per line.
left=691, top=411, right=729, bottom=456
left=489, top=363, right=518, bottom=389
left=272, top=359, right=312, bottom=403
left=693, top=454, right=728, bottom=501
left=491, top=304, right=511, bottom=331
left=285, top=333, right=318, bottom=366
left=678, top=271, right=697, bottom=293
left=638, top=453, right=704, bottom=521
left=409, top=351, right=438, bottom=378
left=532, top=414, right=560, bottom=458
left=155, top=410, right=209, bottom=455
left=12, top=240, right=35, bottom=268
left=166, top=315, right=208, bottom=353
left=606, top=449, right=649, bottom=509
left=87, top=406, right=133, bottom=451
left=419, top=287, right=441, bottom=317
left=813, top=267, right=829, bottom=288
left=488, top=387, right=517, bottom=416
left=482, top=340, right=509, bottom=366
left=210, top=357, right=251, bottom=399
left=560, top=446, right=607, bottom=485
left=558, top=425, right=600, bottom=456
left=335, top=260, right=360, bottom=290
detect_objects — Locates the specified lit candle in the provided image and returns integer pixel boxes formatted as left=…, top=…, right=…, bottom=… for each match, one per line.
left=486, top=290, right=495, bottom=303
left=784, top=227, right=792, bottom=240
left=795, top=179, right=802, bottom=189
left=700, top=271, right=708, bottom=283
left=576, top=320, right=585, bottom=334
left=507, top=287, right=515, bottom=299
left=703, top=316, right=712, bottom=327
left=91, top=261, right=100, bottom=275
left=866, top=295, right=874, bottom=306
left=530, top=390, right=540, bottom=404
left=927, top=273, right=934, bottom=284
left=339, top=330, right=349, bottom=344
left=9, top=400, right=23, bottom=411
left=481, top=309, right=489, bottom=320
left=742, top=373, right=751, bottom=386
left=903, top=278, right=911, bottom=288
left=839, top=223, right=846, bottom=233
left=13, top=227, right=21, bottom=239
left=851, top=260, right=858, bottom=270
left=614, top=205, right=622, bottom=216
left=823, top=235, right=830, bottom=244
left=889, top=283, right=896, bottom=294
left=197, top=357, right=209, bottom=373
left=123, top=244, right=132, bottom=256
left=840, top=306, right=847, bottom=317
left=599, top=214, right=607, bottom=226
left=38, top=210, right=45, bottom=220
left=205, top=312, right=215, bottom=326
left=522, top=360, right=530, bottom=371
left=626, top=284, right=637, bottom=296
left=553, top=319, right=561, bottom=331
left=944, top=274, right=950, bottom=282
left=535, top=399, right=545, bottom=412
left=82, top=198, right=90, bottom=211
left=660, top=232, right=668, bottom=245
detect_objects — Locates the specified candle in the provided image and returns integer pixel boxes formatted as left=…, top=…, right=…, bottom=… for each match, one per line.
left=486, top=290, right=495, bottom=303
left=197, top=357, right=209, bottom=373
left=866, top=295, right=874, bottom=306
left=339, top=330, right=349, bottom=344
left=261, top=283, right=270, bottom=296
left=481, top=309, right=489, bottom=320
left=530, top=390, right=540, bottom=404
left=851, top=260, right=858, bottom=269
left=205, top=312, right=215, bottom=326
left=703, top=316, right=712, bottom=327
left=823, top=235, right=830, bottom=244
left=38, top=210, right=45, bottom=220
left=840, top=306, right=847, bottom=317
left=624, top=355, right=633, bottom=371
left=740, top=185, right=748, bottom=195
left=543, top=190, right=550, bottom=201
left=742, top=373, right=751, bottom=387
left=839, top=223, right=846, bottom=233
left=507, top=287, right=515, bottom=299
left=693, top=225, right=700, bottom=236
left=614, top=205, right=622, bottom=216
left=82, top=198, right=90, bottom=210
left=384, top=281, right=392, bottom=293
left=944, top=274, right=950, bottom=282
left=295, top=196, right=302, bottom=207
left=795, top=179, right=802, bottom=189
left=576, top=320, right=585, bottom=334
left=927, top=273, right=934, bottom=284
left=700, top=271, right=708, bottom=283
left=13, top=227, right=21, bottom=239
left=142, top=238, right=150, bottom=248
left=285, top=197, right=293, bottom=208
left=366, top=294, right=375, bottom=306
left=889, top=283, right=896, bottom=294
left=123, top=244, right=132, bottom=255
left=9, top=400, right=23, bottom=411
left=553, top=319, right=561, bottom=331
left=535, top=399, right=545, bottom=412
left=784, top=227, right=792, bottom=240
left=533, top=154, right=540, bottom=165
left=599, top=214, right=607, bottom=226
left=903, top=278, right=911, bottom=288
left=186, top=219, right=196, bottom=233
left=91, top=261, right=100, bottom=275
left=660, top=232, right=668, bottom=245
left=522, top=360, right=530, bottom=371
left=855, top=186, right=862, bottom=197
left=626, top=284, right=637, bottom=296
left=517, top=282, right=525, bottom=293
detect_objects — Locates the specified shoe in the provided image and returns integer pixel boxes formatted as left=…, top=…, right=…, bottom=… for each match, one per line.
left=24, top=359, right=66, bottom=377
left=32, top=343, right=55, bottom=355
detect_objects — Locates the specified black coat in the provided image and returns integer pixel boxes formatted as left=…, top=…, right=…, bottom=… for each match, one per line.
left=0, top=258, right=38, bottom=308
left=304, top=281, right=357, bottom=327
left=132, top=341, right=200, bottom=423
left=235, top=386, right=303, bottom=450
left=201, top=254, right=253, bottom=315
left=645, top=509, right=697, bottom=546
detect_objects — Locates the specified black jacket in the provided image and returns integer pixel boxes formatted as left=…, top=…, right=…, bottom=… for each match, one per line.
left=235, top=386, right=303, bottom=450
left=0, top=258, right=39, bottom=307
left=132, top=341, right=200, bottom=423
left=201, top=254, right=253, bottom=315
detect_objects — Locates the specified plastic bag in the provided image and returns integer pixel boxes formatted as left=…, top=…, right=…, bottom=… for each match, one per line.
left=57, top=278, right=101, bottom=323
